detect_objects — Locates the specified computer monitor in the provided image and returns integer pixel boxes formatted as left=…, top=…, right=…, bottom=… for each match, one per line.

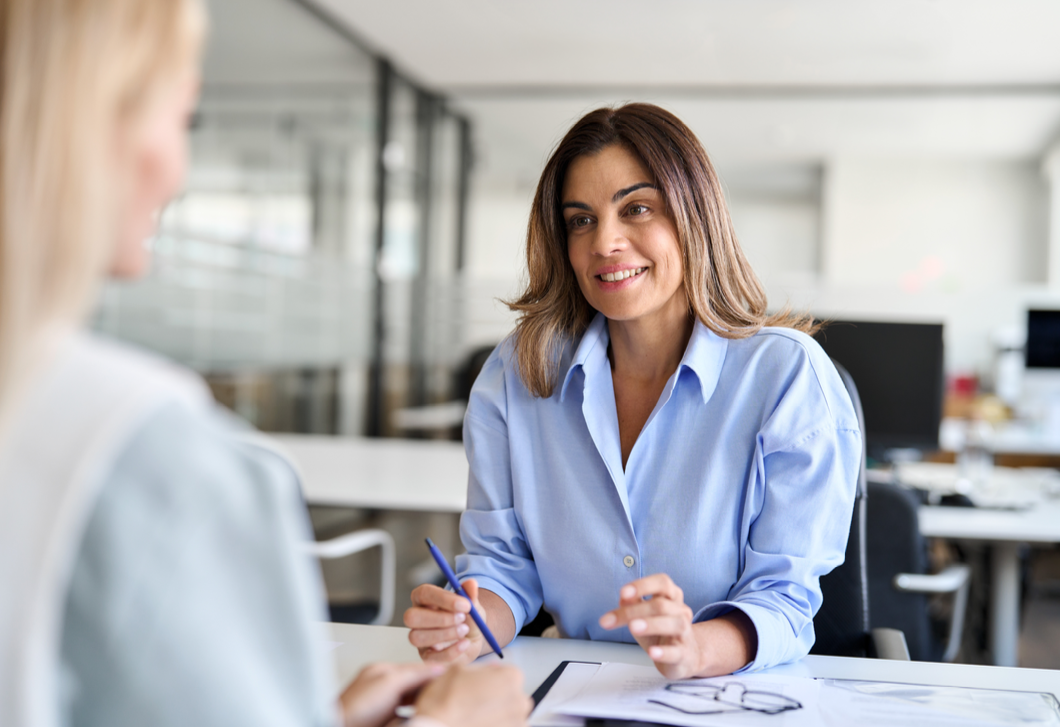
left=1025, top=309, right=1060, bottom=369
left=813, top=320, right=944, bottom=458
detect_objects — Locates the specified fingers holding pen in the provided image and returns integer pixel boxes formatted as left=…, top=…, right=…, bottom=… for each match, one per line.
left=404, top=581, right=484, bottom=663
left=410, top=582, right=474, bottom=614
left=407, top=618, right=471, bottom=649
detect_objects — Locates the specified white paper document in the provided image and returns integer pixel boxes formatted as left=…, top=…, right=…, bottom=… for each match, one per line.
left=531, top=662, right=602, bottom=727
left=535, top=662, right=1060, bottom=727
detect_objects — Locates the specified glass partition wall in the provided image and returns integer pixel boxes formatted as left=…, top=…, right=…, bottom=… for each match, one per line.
left=92, top=0, right=472, bottom=438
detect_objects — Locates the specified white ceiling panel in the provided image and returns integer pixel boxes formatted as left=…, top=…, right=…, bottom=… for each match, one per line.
left=296, top=1, right=1060, bottom=177
left=312, top=0, right=1060, bottom=88
left=460, top=95, right=1060, bottom=183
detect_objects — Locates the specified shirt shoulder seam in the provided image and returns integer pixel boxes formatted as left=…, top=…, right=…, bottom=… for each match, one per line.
left=770, top=424, right=859, bottom=454
left=755, top=328, right=836, bottom=421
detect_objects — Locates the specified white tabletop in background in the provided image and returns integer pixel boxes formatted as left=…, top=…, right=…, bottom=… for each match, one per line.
left=888, top=461, right=1060, bottom=543
left=269, top=434, right=468, bottom=512
left=991, top=421, right=1060, bottom=456
left=325, top=623, right=1060, bottom=701
left=273, top=432, right=1060, bottom=543
left=918, top=499, right=1060, bottom=543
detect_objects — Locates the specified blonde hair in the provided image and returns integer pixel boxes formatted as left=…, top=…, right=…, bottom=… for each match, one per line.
left=507, top=103, right=818, bottom=398
left=0, top=0, right=205, bottom=415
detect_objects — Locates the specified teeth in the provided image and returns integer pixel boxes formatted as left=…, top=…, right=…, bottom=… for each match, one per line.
left=600, top=267, right=645, bottom=282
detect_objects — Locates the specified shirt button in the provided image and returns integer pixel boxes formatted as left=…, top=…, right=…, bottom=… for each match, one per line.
left=623, top=555, right=635, bottom=568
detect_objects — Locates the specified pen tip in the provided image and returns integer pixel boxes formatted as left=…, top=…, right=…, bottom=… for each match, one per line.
left=425, top=537, right=435, bottom=549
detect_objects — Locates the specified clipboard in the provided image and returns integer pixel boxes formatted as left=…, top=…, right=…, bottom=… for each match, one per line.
left=532, top=660, right=670, bottom=727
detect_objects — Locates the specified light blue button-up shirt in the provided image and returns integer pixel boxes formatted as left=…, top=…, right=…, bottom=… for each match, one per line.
left=456, top=313, right=861, bottom=672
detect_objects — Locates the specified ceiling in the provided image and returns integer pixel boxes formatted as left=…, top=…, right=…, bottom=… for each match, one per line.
left=311, top=0, right=1060, bottom=88
left=300, top=1, right=1060, bottom=183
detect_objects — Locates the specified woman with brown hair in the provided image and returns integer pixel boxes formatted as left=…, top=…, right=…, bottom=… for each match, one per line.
left=406, top=104, right=861, bottom=678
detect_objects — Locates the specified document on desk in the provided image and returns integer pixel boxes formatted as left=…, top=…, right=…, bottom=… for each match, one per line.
left=533, top=662, right=1060, bottom=727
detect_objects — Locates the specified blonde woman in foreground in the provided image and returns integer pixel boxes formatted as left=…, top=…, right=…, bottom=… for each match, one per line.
left=0, top=2, right=529, bottom=726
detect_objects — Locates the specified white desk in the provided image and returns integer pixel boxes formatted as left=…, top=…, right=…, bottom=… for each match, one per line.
left=991, top=420, right=1060, bottom=457
left=918, top=499, right=1060, bottom=669
left=898, top=461, right=1060, bottom=667
left=940, top=417, right=1060, bottom=459
left=326, top=623, right=1060, bottom=707
left=268, top=434, right=468, bottom=512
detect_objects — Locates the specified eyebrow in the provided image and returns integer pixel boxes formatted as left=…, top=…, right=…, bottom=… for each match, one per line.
left=561, top=182, right=658, bottom=213
left=612, top=182, right=657, bottom=202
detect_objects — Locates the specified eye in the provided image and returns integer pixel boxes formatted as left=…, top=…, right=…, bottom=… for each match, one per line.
left=567, top=214, right=592, bottom=229
left=627, top=203, right=649, bottom=216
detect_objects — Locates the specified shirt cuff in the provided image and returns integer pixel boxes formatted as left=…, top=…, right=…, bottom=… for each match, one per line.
left=451, top=574, right=530, bottom=633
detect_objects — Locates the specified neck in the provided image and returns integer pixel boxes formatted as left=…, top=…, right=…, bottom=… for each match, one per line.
left=607, top=301, right=695, bottom=384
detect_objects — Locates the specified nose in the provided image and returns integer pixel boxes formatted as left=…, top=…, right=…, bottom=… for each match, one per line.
left=591, top=214, right=628, bottom=257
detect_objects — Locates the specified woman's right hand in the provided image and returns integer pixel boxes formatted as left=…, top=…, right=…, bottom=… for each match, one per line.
left=404, top=579, right=486, bottom=664
left=414, top=663, right=532, bottom=727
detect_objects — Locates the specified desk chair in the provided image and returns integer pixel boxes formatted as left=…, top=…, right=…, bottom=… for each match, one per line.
left=867, top=481, right=971, bottom=662
left=238, top=432, right=397, bottom=626
left=812, top=360, right=909, bottom=659
left=308, top=529, right=395, bottom=626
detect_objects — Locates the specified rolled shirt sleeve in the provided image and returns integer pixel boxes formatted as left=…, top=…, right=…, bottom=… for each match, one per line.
left=456, top=352, right=543, bottom=632
left=693, top=423, right=861, bottom=672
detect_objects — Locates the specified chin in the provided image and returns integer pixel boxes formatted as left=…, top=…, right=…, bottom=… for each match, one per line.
left=596, top=306, right=645, bottom=322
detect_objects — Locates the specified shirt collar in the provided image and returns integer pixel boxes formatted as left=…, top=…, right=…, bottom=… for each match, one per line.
left=559, top=313, right=609, bottom=402
left=559, top=312, right=728, bottom=404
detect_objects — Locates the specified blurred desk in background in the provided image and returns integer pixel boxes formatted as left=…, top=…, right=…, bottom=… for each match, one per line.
left=898, top=462, right=1060, bottom=668
left=990, top=420, right=1060, bottom=465
left=938, top=417, right=1060, bottom=468
left=268, top=434, right=468, bottom=512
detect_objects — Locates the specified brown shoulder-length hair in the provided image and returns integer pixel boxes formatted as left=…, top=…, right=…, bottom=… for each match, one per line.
left=507, top=102, right=816, bottom=398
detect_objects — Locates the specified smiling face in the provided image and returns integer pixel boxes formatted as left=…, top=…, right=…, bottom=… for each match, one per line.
left=563, top=144, right=687, bottom=329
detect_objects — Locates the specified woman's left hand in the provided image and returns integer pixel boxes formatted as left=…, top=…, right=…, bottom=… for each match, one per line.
left=598, top=573, right=703, bottom=679
left=338, top=661, right=444, bottom=727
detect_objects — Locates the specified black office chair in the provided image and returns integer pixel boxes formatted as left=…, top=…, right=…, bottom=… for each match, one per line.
left=811, top=360, right=909, bottom=659
left=811, top=360, right=871, bottom=657
left=867, top=480, right=971, bottom=662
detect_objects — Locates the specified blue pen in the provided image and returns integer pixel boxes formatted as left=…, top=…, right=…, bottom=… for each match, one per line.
left=424, top=538, right=503, bottom=659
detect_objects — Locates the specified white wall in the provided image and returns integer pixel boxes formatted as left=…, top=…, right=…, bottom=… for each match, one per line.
left=774, top=157, right=1052, bottom=379
left=822, top=158, right=1048, bottom=290
left=729, top=196, right=820, bottom=287
left=459, top=180, right=531, bottom=348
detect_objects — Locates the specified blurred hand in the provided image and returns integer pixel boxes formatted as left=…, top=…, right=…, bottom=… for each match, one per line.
left=414, top=663, right=532, bottom=727
left=339, top=661, right=443, bottom=727
left=598, top=573, right=703, bottom=679
left=404, top=579, right=485, bottom=664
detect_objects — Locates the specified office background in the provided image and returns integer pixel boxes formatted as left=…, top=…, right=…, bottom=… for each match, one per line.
left=90, top=0, right=1060, bottom=667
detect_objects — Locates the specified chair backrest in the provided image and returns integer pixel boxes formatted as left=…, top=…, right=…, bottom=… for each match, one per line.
left=865, top=480, right=934, bottom=661
left=811, top=359, right=871, bottom=657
